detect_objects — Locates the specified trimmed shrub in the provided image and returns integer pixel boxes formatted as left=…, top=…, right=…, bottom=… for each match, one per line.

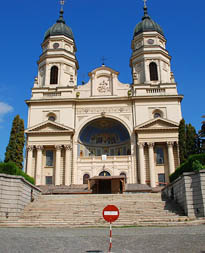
left=170, top=154, right=205, bottom=182
left=0, top=162, right=35, bottom=185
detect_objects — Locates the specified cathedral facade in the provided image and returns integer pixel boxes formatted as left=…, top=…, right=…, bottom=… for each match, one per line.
left=25, top=5, right=183, bottom=188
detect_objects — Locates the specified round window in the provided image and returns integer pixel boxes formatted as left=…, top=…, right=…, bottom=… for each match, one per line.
left=48, top=115, right=56, bottom=121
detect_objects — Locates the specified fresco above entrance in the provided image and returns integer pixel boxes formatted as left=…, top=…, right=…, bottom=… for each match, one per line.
left=78, top=118, right=131, bottom=157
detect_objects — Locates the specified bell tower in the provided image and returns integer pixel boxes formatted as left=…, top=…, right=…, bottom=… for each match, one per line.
left=130, top=3, right=175, bottom=86
left=34, top=4, right=78, bottom=89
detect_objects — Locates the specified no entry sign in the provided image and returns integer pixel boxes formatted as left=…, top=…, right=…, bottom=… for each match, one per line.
left=103, top=205, right=119, bottom=223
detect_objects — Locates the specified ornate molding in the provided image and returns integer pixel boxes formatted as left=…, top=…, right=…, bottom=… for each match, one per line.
left=137, top=142, right=145, bottom=148
left=147, top=142, right=155, bottom=148
left=167, top=141, right=174, bottom=147
left=55, top=145, right=63, bottom=151
left=27, top=145, right=34, bottom=151
left=36, top=145, right=43, bottom=151
left=64, top=144, right=72, bottom=151
left=97, top=80, right=110, bottom=93
left=77, top=107, right=131, bottom=114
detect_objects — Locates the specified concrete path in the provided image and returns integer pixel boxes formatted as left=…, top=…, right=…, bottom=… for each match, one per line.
left=0, top=226, right=204, bottom=253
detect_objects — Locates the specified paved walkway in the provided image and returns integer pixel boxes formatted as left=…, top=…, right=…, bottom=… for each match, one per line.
left=0, top=226, right=204, bottom=253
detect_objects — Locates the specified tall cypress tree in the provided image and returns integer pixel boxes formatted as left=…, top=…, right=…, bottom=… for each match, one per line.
left=4, top=115, right=25, bottom=170
left=186, top=123, right=198, bottom=158
left=178, top=119, right=186, bottom=164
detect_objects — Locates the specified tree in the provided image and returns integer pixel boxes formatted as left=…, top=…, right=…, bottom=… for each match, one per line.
left=186, top=123, right=198, bottom=157
left=178, top=119, right=186, bottom=164
left=4, top=115, right=25, bottom=170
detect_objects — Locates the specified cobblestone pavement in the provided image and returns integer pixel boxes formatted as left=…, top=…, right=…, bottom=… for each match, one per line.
left=0, top=226, right=205, bottom=253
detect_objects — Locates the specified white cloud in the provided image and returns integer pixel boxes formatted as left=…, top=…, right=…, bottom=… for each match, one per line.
left=0, top=102, right=13, bottom=122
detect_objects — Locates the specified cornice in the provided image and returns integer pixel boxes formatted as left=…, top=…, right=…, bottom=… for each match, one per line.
left=37, top=53, right=79, bottom=70
left=25, top=94, right=183, bottom=105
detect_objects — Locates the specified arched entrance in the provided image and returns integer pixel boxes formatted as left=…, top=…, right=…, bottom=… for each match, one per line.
left=78, top=118, right=131, bottom=157
left=99, top=171, right=111, bottom=177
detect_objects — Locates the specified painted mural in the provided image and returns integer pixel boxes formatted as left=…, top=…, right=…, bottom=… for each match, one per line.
left=78, top=118, right=131, bottom=157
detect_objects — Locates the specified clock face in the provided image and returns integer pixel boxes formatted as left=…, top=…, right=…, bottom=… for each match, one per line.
left=148, top=39, right=154, bottom=45
left=53, top=43, right=60, bottom=49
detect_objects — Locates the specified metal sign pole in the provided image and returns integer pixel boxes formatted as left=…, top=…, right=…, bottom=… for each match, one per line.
left=108, top=221, right=112, bottom=252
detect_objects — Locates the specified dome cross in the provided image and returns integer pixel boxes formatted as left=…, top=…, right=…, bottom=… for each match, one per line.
left=143, top=0, right=147, bottom=8
left=60, top=0, right=65, bottom=10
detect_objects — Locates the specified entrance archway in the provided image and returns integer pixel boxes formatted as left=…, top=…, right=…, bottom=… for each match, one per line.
left=99, top=171, right=111, bottom=177
left=78, top=118, right=131, bottom=157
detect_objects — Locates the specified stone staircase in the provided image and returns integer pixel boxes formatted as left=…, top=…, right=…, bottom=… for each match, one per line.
left=0, top=193, right=203, bottom=227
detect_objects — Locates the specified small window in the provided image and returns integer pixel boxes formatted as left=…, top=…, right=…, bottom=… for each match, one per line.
left=48, top=115, right=56, bottom=121
left=50, top=66, right=58, bottom=84
left=155, top=147, right=164, bottom=165
left=46, top=150, right=54, bottom=166
left=149, top=62, right=158, bottom=81
left=158, top=173, right=165, bottom=186
left=46, top=176, right=53, bottom=185
left=83, top=174, right=90, bottom=184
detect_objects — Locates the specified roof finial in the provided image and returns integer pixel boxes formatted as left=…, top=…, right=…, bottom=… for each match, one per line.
left=57, top=0, right=66, bottom=24
left=143, top=0, right=147, bottom=8
left=60, top=0, right=65, bottom=11
left=142, top=0, right=149, bottom=20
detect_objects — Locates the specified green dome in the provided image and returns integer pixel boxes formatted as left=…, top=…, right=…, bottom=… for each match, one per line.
left=134, top=7, right=164, bottom=37
left=44, top=10, right=74, bottom=41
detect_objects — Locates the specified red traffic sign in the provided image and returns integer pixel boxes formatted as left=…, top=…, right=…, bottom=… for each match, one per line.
left=103, top=205, right=119, bottom=223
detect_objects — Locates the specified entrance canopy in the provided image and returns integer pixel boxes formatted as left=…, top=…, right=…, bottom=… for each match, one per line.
left=88, top=176, right=125, bottom=194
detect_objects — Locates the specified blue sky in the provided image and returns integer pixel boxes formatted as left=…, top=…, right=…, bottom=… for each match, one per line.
left=0, top=0, right=204, bottom=161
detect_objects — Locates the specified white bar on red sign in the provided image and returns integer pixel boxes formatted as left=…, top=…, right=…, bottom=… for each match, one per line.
left=104, top=211, right=118, bottom=216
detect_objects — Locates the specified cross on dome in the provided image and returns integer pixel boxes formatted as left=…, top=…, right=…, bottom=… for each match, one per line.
left=60, top=0, right=65, bottom=10
left=143, top=0, right=147, bottom=8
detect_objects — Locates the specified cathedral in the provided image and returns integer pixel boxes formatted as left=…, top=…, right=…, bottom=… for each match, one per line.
left=25, top=3, right=183, bottom=192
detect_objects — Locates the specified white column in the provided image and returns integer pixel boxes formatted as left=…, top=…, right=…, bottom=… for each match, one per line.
left=148, top=142, right=156, bottom=188
left=65, top=143, right=72, bottom=186
left=55, top=145, right=62, bottom=186
left=138, top=142, right=146, bottom=184
left=167, top=142, right=175, bottom=175
left=26, top=145, right=33, bottom=177
left=36, top=145, right=43, bottom=185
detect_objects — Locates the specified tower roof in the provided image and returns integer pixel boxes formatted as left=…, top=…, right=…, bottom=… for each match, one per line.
left=133, top=5, right=164, bottom=37
left=44, top=9, right=74, bottom=41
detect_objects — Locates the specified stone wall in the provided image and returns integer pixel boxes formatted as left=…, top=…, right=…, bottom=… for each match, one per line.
left=162, top=170, right=205, bottom=217
left=0, top=174, right=41, bottom=221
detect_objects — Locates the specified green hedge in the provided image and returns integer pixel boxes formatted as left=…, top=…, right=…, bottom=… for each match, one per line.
left=170, top=154, right=205, bottom=182
left=0, top=162, right=35, bottom=185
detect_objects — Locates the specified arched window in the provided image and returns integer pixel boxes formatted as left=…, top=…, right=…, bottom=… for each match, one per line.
left=120, top=172, right=127, bottom=183
left=83, top=174, right=90, bottom=184
left=50, top=66, right=58, bottom=84
left=149, top=62, right=158, bottom=81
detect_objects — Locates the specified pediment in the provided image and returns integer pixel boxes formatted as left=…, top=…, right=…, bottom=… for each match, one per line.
left=88, top=66, right=119, bottom=77
left=135, top=118, right=179, bottom=131
left=25, top=121, right=74, bottom=134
